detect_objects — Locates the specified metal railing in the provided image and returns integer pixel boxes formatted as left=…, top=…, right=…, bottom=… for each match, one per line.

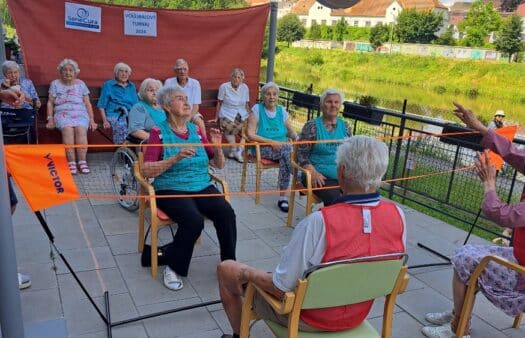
left=268, top=83, right=525, bottom=237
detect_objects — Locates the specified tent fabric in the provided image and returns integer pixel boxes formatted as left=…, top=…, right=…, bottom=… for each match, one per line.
left=7, top=0, right=269, bottom=106
left=5, top=145, right=80, bottom=211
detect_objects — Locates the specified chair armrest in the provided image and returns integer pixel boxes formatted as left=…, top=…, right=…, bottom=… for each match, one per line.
left=210, top=171, right=230, bottom=203
left=133, top=161, right=155, bottom=197
left=473, top=255, right=525, bottom=280
left=252, top=283, right=295, bottom=315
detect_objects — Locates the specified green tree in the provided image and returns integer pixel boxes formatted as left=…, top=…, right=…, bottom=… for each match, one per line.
left=435, top=25, right=456, bottom=46
left=494, top=14, right=524, bottom=62
left=277, top=14, right=305, bottom=46
left=333, top=17, right=347, bottom=41
left=395, top=9, right=444, bottom=44
left=369, top=23, right=390, bottom=50
left=308, top=21, right=322, bottom=40
left=459, top=0, right=502, bottom=47
left=320, top=23, right=333, bottom=40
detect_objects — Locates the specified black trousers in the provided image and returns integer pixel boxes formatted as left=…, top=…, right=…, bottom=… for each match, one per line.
left=156, top=185, right=237, bottom=276
left=302, top=177, right=341, bottom=207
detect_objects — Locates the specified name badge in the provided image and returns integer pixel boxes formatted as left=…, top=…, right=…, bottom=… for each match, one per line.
left=362, top=209, right=372, bottom=234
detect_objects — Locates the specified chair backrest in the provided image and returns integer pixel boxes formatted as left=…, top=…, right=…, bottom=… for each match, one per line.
left=300, top=254, right=406, bottom=310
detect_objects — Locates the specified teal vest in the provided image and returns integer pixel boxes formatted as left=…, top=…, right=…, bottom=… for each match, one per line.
left=153, top=121, right=210, bottom=192
left=309, top=117, right=347, bottom=179
left=141, top=101, right=166, bottom=125
left=256, top=103, right=287, bottom=142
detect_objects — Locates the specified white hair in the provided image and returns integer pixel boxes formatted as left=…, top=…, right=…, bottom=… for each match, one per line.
left=138, top=78, right=162, bottom=100
left=174, top=58, right=188, bottom=70
left=57, top=58, right=80, bottom=74
left=157, top=85, right=185, bottom=107
left=2, top=60, right=20, bottom=75
left=320, top=88, right=344, bottom=106
left=261, top=81, right=279, bottom=96
left=230, top=68, right=245, bottom=79
left=336, top=135, right=389, bottom=192
left=113, top=62, right=131, bottom=75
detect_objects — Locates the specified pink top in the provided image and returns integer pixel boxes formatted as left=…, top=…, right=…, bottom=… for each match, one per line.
left=144, top=126, right=214, bottom=162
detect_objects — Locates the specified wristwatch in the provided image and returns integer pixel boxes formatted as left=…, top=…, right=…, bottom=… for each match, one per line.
left=46, top=115, right=53, bottom=121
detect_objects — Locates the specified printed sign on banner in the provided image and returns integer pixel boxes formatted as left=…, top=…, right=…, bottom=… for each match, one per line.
left=124, top=10, right=157, bottom=37
left=65, top=2, right=101, bottom=32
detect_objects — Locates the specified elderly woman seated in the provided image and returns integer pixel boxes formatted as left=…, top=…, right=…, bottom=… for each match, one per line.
left=297, top=89, right=351, bottom=206
left=0, top=60, right=41, bottom=110
left=98, top=62, right=138, bottom=144
left=247, top=82, right=298, bottom=212
left=127, top=78, right=164, bottom=142
left=142, top=86, right=237, bottom=291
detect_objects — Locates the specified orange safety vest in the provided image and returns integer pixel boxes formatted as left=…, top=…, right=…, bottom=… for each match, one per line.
left=300, top=201, right=406, bottom=331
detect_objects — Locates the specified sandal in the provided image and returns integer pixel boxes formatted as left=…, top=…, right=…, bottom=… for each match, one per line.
left=68, top=161, right=77, bottom=175
left=277, top=200, right=289, bottom=213
left=77, top=161, right=90, bottom=174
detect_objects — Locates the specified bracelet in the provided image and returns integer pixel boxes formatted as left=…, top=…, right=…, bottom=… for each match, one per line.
left=46, top=115, right=53, bottom=121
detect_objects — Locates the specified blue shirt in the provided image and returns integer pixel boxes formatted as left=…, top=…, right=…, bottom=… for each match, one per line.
left=0, top=77, right=39, bottom=109
left=97, top=79, right=138, bottom=117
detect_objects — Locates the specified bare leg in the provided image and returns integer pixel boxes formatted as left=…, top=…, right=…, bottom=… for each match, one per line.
left=61, top=127, right=76, bottom=162
left=451, top=270, right=473, bottom=333
left=225, top=134, right=236, bottom=156
left=74, top=126, right=88, bottom=162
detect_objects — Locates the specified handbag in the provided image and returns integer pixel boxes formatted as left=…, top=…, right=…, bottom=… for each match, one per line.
left=140, top=224, right=176, bottom=267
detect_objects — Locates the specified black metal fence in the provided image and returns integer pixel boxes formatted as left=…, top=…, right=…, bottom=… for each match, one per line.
left=269, top=83, right=525, bottom=238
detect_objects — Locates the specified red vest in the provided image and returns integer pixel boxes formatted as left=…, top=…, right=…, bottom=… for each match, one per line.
left=300, top=201, right=406, bottom=331
left=514, top=190, right=525, bottom=266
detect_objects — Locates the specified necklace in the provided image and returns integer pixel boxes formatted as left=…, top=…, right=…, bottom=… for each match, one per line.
left=170, top=122, right=187, bottom=134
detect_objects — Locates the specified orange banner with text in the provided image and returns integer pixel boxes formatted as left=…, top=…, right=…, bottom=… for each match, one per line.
left=5, top=145, right=80, bottom=211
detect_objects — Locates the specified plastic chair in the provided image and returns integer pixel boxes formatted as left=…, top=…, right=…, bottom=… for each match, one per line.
left=286, top=144, right=322, bottom=227
left=455, top=255, right=524, bottom=338
left=240, top=253, right=409, bottom=338
left=133, top=152, right=230, bottom=277
left=240, top=140, right=279, bottom=204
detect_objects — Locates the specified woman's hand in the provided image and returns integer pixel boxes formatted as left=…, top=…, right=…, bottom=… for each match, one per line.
left=306, top=165, right=325, bottom=188
left=271, top=142, right=282, bottom=151
left=453, top=102, right=488, bottom=136
left=89, top=120, right=98, bottom=131
left=474, top=150, right=497, bottom=192
left=46, top=119, right=55, bottom=130
left=209, top=128, right=223, bottom=145
left=102, top=120, right=111, bottom=129
left=175, top=147, right=195, bottom=162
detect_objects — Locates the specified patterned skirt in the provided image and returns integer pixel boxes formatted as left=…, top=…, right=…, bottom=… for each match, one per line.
left=452, top=244, right=525, bottom=316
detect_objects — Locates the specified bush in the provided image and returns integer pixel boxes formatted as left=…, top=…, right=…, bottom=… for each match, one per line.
left=465, top=88, right=479, bottom=98
left=306, top=53, right=324, bottom=66
left=433, top=85, right=447, bottom=94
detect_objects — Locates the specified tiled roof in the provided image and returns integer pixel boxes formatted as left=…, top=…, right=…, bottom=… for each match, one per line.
left=290, top=0, right=317, bottom=15
left=245, top=0, right=269, bottom=5
left=341, top=0, right=446, bottom=17
left=517, top=3, right=525, bottom=17
left=449, top=1, right=471, bottom=13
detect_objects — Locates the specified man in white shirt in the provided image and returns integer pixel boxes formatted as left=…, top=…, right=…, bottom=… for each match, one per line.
left=217, top=136, right=407, bottom=338
left=165, top=58, right=205, bottom=132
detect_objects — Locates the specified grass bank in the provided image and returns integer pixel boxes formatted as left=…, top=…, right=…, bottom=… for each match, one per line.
left=266, top=46, right=525, bottom=126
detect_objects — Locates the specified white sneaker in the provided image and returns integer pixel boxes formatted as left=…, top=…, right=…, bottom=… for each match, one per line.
left=163, top=266, right=183, bottom=291
left=421, top=324, right=470, bottom=338
left=18, top=273, right=31, bottom=289
left=425, top=311, right=453, bottom=325
left=233, top=151, right=244, bottom=163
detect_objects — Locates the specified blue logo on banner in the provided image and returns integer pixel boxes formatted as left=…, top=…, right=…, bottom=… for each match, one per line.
left=66, top=6, right=100, bottom=30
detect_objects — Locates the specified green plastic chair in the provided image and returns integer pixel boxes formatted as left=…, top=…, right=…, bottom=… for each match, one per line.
left=240, top=253, right=409, bottom=338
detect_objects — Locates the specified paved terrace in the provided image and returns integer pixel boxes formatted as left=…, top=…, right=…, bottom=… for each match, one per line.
left=6, top=152, right=525, bottom=338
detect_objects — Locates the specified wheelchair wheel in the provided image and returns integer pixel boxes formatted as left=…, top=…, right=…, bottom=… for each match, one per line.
left=110, top=147, right=139, bottom=211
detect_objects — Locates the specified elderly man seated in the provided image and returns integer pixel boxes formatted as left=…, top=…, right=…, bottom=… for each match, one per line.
left=0, top=60, right=40, bottom=110
left=217, top=135, right=407, bottom=338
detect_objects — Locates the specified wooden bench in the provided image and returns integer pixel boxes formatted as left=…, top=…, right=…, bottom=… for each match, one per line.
left=35, top=84, right=219, bottom=145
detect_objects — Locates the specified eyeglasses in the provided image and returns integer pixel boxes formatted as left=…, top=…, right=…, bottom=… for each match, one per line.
left=175, top=67, right=188, bottom=72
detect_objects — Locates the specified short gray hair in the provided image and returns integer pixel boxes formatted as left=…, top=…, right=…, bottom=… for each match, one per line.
left=261, top=81, right=279, bottom=96
left=114, top=62, right=131, bottom=75
left=336, top=135, right=389, bottom=192
left=57, top=58, right=80, bottom=74
left=2, top=60, right=20, bottom=75
left=138, top=78, right=162, bottom=100
left=230, top=68, right=245, bottom=79
left=320, top=88, right=344, bottom=106
left=174, top=58, right=188, bottom=70
left=157, top=85, right=185, bottom=107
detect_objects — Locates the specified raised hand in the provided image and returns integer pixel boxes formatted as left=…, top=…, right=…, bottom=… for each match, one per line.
left=209, top=128, right=223, bottom=145
left=452, top=102, right=488, bottom=135
left=474, top=150, right=496, bottom=191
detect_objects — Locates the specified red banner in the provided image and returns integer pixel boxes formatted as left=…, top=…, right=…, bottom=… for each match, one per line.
left=7, top=0, right=269, bottom=105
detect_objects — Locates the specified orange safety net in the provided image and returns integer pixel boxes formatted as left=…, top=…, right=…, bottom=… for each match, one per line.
left=7, top=0, right=269, bottom=105
left=4, top=145, right=80, bottom=211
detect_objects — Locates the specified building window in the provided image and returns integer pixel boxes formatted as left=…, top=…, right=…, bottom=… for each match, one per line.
left=377, top=21, right=382, bottom=26
left=354, top=20, right=359, bottom=27
left=318, top=6, right=323, bottom=10
left=302, top=19, right=307, bottom=25
left=321, top=19, right=326, bottom=25
left=312, top=19, right=317, bottom=25
left=365, top=21, right=371, bottom=27
left=332, top=20, right=338, bottom=25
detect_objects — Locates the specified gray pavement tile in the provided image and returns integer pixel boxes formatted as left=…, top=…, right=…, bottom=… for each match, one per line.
left=57, top=267, right=128, bottom=300
left=241, top=256, right=281, bottom=273
left=71, top=323, right=147, bottom=338
left=125, top=274, right=198, bottom=307
left=107, top=233, right=140, bottom=255
left=54, top=246, right=117, bottom=274
left=25, top=318, right=68, bottom=338
left=50, top=223, right=108, bottom=250
left=17, top=261, right=58, bottom=292
left=502, top=326, right=525, bottom=337
left=177, top=329, right=224, bottom=338
left=20, top=288, right=62, bottom=323
left=396, top=286, right=453, bottom=323
left=62, top=293, right=138, bottom=336
left=114, top=253, right=149, bottom=280
left=93, top=204, right=139, bottom=235
left=186, top=255, right=221, bottom=283
left=237, top=208, right=285, bottom=230
left=369, top=311, right=426, bottom=338
left=191, top=229, right=221, bottom=258
left=472, top=295, right=524, bottom=331
left=139, top=299, right=219, bottom=338
left=15, top=238, right=55, bottom=265
left=236, top=238, right=280, bottom=262
left=253, top=226, right=294, bottom=248
left=403, top=273, right=428, bottom=292
left=210, top=308, right=234, bottom=335
left=188, top=277, right=220, bottom=302
left=42, top=199, right=93, bottom=216
left=413, top=266, right=454, bottom=298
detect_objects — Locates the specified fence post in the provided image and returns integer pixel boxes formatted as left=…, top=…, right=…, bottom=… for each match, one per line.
left=388, top=99, right=407, bottom=199
left=266, top=0, right=278, bottom=82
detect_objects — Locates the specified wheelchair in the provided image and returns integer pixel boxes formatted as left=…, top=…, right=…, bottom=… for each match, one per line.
left=0, top=107, right=36, bottom=144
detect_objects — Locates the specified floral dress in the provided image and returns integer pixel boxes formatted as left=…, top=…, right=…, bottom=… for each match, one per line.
left=49, top=79, right=90, bottom=129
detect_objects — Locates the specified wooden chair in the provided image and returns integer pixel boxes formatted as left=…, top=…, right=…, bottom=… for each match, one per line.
left=286, top=144, right=321, bottom=227
left=133, top=152, right=230, bottom=277
left=455, top=255, right=524, bottom=338
left=240, top=253, right=409, bottom=338
left=240, top=140, right=279, bottom=204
